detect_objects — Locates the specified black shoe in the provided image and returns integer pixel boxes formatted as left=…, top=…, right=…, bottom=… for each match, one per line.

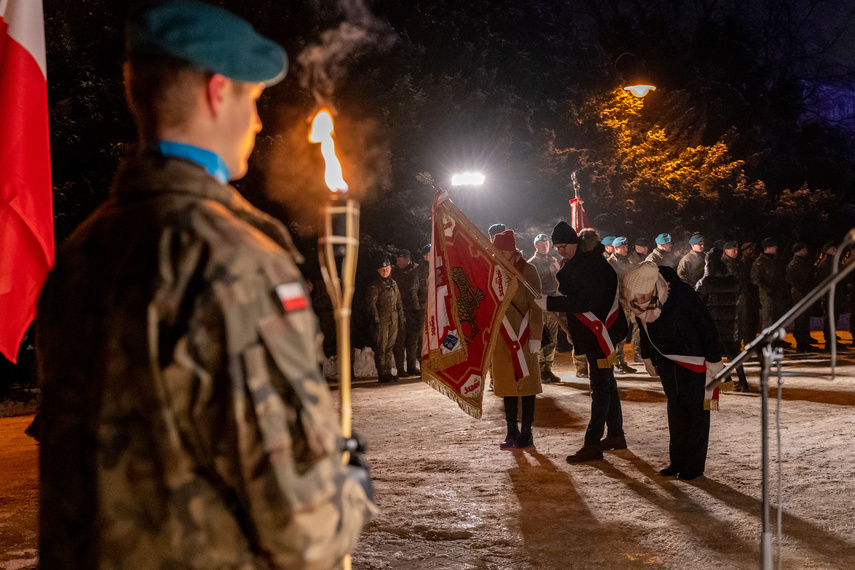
left=576, top=371, right=589, bottom=379
left=500, top=434, right=519, bottom=450
left=566, top=444, right=604, bottom=463
left=678, top=471, right=703, bottom=480
left=378, top=375, right=395, bottom=383
left=515, top=432, right=534, bottom=449
left=659, top=465, right=680, bottom=476
left=615, top=363, right=636, bottom=375
left=735, top=380, right=750, bottom=392
left=600, top=434, right=627, bottom=450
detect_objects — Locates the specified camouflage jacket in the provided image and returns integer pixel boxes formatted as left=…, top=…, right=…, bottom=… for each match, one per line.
left=527, top=251, right=559, bottom=296
left=36, top=154, right=375, bottom=569
left=367, top=275, right=404, bottom=324
left=678, top=250, right=705, bottom=287
left=786, top=255, right=813, bottom=297
left=645, top=247, right=678, bottom=270
left=751, top=252, right=782, bottom=293
left=415, top=260, right=430, bottom=309
left=391, top=261, right=420, bottom=310
left=607, top=252, right=635, bottom=286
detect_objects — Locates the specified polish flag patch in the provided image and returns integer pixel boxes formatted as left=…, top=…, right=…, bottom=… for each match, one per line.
left=275, top=282, right=308, bottom=312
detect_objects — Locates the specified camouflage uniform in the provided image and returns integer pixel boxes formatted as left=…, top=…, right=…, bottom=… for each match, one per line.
left=367, top=273, right=404, bottom=379
left=786, top=253, right=814, bottom=348
left=527, top=250, right=561, bottom=378
left=678, top=250, right=706, bottom=287
left=607, top=252, right=637, bottom=370
left=35, top=155, right=375, bottom=569
left=646, top=247, right=678, bottom=270
left=751, top=252, right=784, bottom=329
left=392, top=259, right=423, bottom=375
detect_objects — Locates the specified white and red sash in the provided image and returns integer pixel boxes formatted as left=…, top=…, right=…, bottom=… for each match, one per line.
left=573, top=288, right=621, bottom=356
left=499, top=311, right=530, bottom=378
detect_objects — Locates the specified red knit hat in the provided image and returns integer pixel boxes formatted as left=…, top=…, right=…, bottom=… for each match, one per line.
left=493, top=230, right=517, bottom=252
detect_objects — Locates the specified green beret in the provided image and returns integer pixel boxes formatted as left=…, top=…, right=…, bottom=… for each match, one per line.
left=127, top=0, right=288, bottom=86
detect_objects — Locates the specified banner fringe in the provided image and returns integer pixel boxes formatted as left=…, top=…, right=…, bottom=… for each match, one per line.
left=422, top=374, right=482, bottom=419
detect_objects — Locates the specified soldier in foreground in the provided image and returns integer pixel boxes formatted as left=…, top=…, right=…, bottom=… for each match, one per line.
left=35, top=2, right=375, bottom=568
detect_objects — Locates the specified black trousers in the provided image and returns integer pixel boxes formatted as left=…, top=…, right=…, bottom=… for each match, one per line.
left=666, top=399, right=710, bottom=476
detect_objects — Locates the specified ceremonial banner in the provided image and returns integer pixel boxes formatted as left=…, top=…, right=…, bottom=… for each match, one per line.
left=0, top=0, right=54, bottom=362
left=422, top=189, right=518, bottom=419
left=569, top=197, right=590, bottom=233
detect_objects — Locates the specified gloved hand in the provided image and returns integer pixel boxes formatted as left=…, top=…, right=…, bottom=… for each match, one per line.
left=705, top=359, right=724, bottom=385
left=342, top=433, right=375, bottom=503
left=643, top=358, right=658, bottom=378
left=533, top=295, right=547, bottom=311
left=528, top=339, right=541, bottom=353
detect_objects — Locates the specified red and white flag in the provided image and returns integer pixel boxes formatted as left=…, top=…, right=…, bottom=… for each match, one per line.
left=569, top=197, right=590, bottom=233
left=421, top=190, right=518, bottom=419
left=0, top=0, right=54, bottom=363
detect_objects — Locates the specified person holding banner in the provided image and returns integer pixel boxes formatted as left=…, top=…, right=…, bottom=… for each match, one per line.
left=624, top=261, right=723, bottom=480
left=540, top=223, right=629, bottom=463
left=491, top=230, right=544, bottom=450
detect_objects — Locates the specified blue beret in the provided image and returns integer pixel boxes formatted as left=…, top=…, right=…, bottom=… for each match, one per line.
left=689, top=234, right=704, bottom=245
left=655, top=233, right=671, bottom=245
left=421, top=244, right=432, bottom=256
left=723, top=240, right=738, bottom=249
left=534, top=233, right=549, bottom=243
left=612, top=236, right=628, bottom=247
left=601, top=236, right=615, bottom=246
left=127, top=0, right=288, bottom=86
left=378, top=257, right=391, bottom=268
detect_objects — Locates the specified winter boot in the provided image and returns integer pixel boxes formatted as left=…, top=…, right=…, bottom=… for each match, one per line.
left=600, top=433, right=627, bottom=450
left=566, top=443, right=604, bottom=463
left=500, top=424, right=520, bottom=450
left=541, top=364, right=561, bottom=384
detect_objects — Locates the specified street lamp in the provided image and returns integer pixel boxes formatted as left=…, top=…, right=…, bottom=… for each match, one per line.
left=615, top=52, right=656, bottom=98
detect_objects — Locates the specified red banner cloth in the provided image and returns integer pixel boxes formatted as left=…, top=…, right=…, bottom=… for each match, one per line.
left=422, top=190, right=518, bottom=419
left=569, top=197, right=590, bottom=233
left=0, top=0, right=54, bottom=363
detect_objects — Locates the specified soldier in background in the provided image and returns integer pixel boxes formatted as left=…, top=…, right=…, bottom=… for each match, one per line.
left=607, top=237, right=637, bottom=374
left=815, top=242, right=846, bottom=351
left=392, top=249, right=422, bottom=377
left=488, top=223, right=507, bottom=243
left=646, top=233, right=678, bottom=270
left=528, top=233, right=562, bottom=383
left=601, top=235, right=616, bottom=258
left=34, top=3, right=375, bottom=567
left=632, top=238, right=650, bottom=264
left=415, top=244, right=431, bottom=361
left=786, top=242, right=815, bottom=351
left=368, top=258, right=405, bottom=382
left=678, top=234, right=706, bottom=286
left=751, top=238, right=787, bottom=338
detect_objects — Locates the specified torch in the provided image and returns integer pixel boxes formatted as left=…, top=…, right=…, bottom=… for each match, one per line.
left=310, top=109, right=358, bottom=443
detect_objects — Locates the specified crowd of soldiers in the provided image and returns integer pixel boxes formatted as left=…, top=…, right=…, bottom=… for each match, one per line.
left=352, top=225, right=851, bottom=385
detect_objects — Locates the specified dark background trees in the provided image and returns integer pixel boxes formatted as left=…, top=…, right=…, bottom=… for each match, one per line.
left=43, top=0, right=855, bottom=254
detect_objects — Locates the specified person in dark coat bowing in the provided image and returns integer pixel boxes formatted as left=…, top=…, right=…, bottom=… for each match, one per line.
left=624, top=261, right=723, bottom=480
left=538, top=223, right=629, bottom=463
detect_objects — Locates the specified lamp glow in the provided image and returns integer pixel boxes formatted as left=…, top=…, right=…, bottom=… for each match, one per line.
left=451, top=172, right=485, bottom=186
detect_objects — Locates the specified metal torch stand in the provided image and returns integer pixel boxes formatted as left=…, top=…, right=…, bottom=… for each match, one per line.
left=709, top=251, right=855, bottom=569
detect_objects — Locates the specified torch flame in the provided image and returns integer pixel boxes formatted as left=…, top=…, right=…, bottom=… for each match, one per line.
left=309, top=109, right=349, bottom=193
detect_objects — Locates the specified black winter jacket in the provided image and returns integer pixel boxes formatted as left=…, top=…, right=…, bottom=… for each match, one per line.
left=546, top=244, right=628, bottom=358
left=638, top=267, right=722, bottom=405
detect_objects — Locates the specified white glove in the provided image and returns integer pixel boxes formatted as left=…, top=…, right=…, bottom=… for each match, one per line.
left=706, top=359, right=724, bottom=384
left=533, top=295, right=547, bottom=311
left=529, top=339, right=541, bottom=353
left=643, top=358, right=658, bottom=378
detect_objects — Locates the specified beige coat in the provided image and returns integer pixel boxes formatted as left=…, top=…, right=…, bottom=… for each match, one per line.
left=493, top=260, right=544, bottom=397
